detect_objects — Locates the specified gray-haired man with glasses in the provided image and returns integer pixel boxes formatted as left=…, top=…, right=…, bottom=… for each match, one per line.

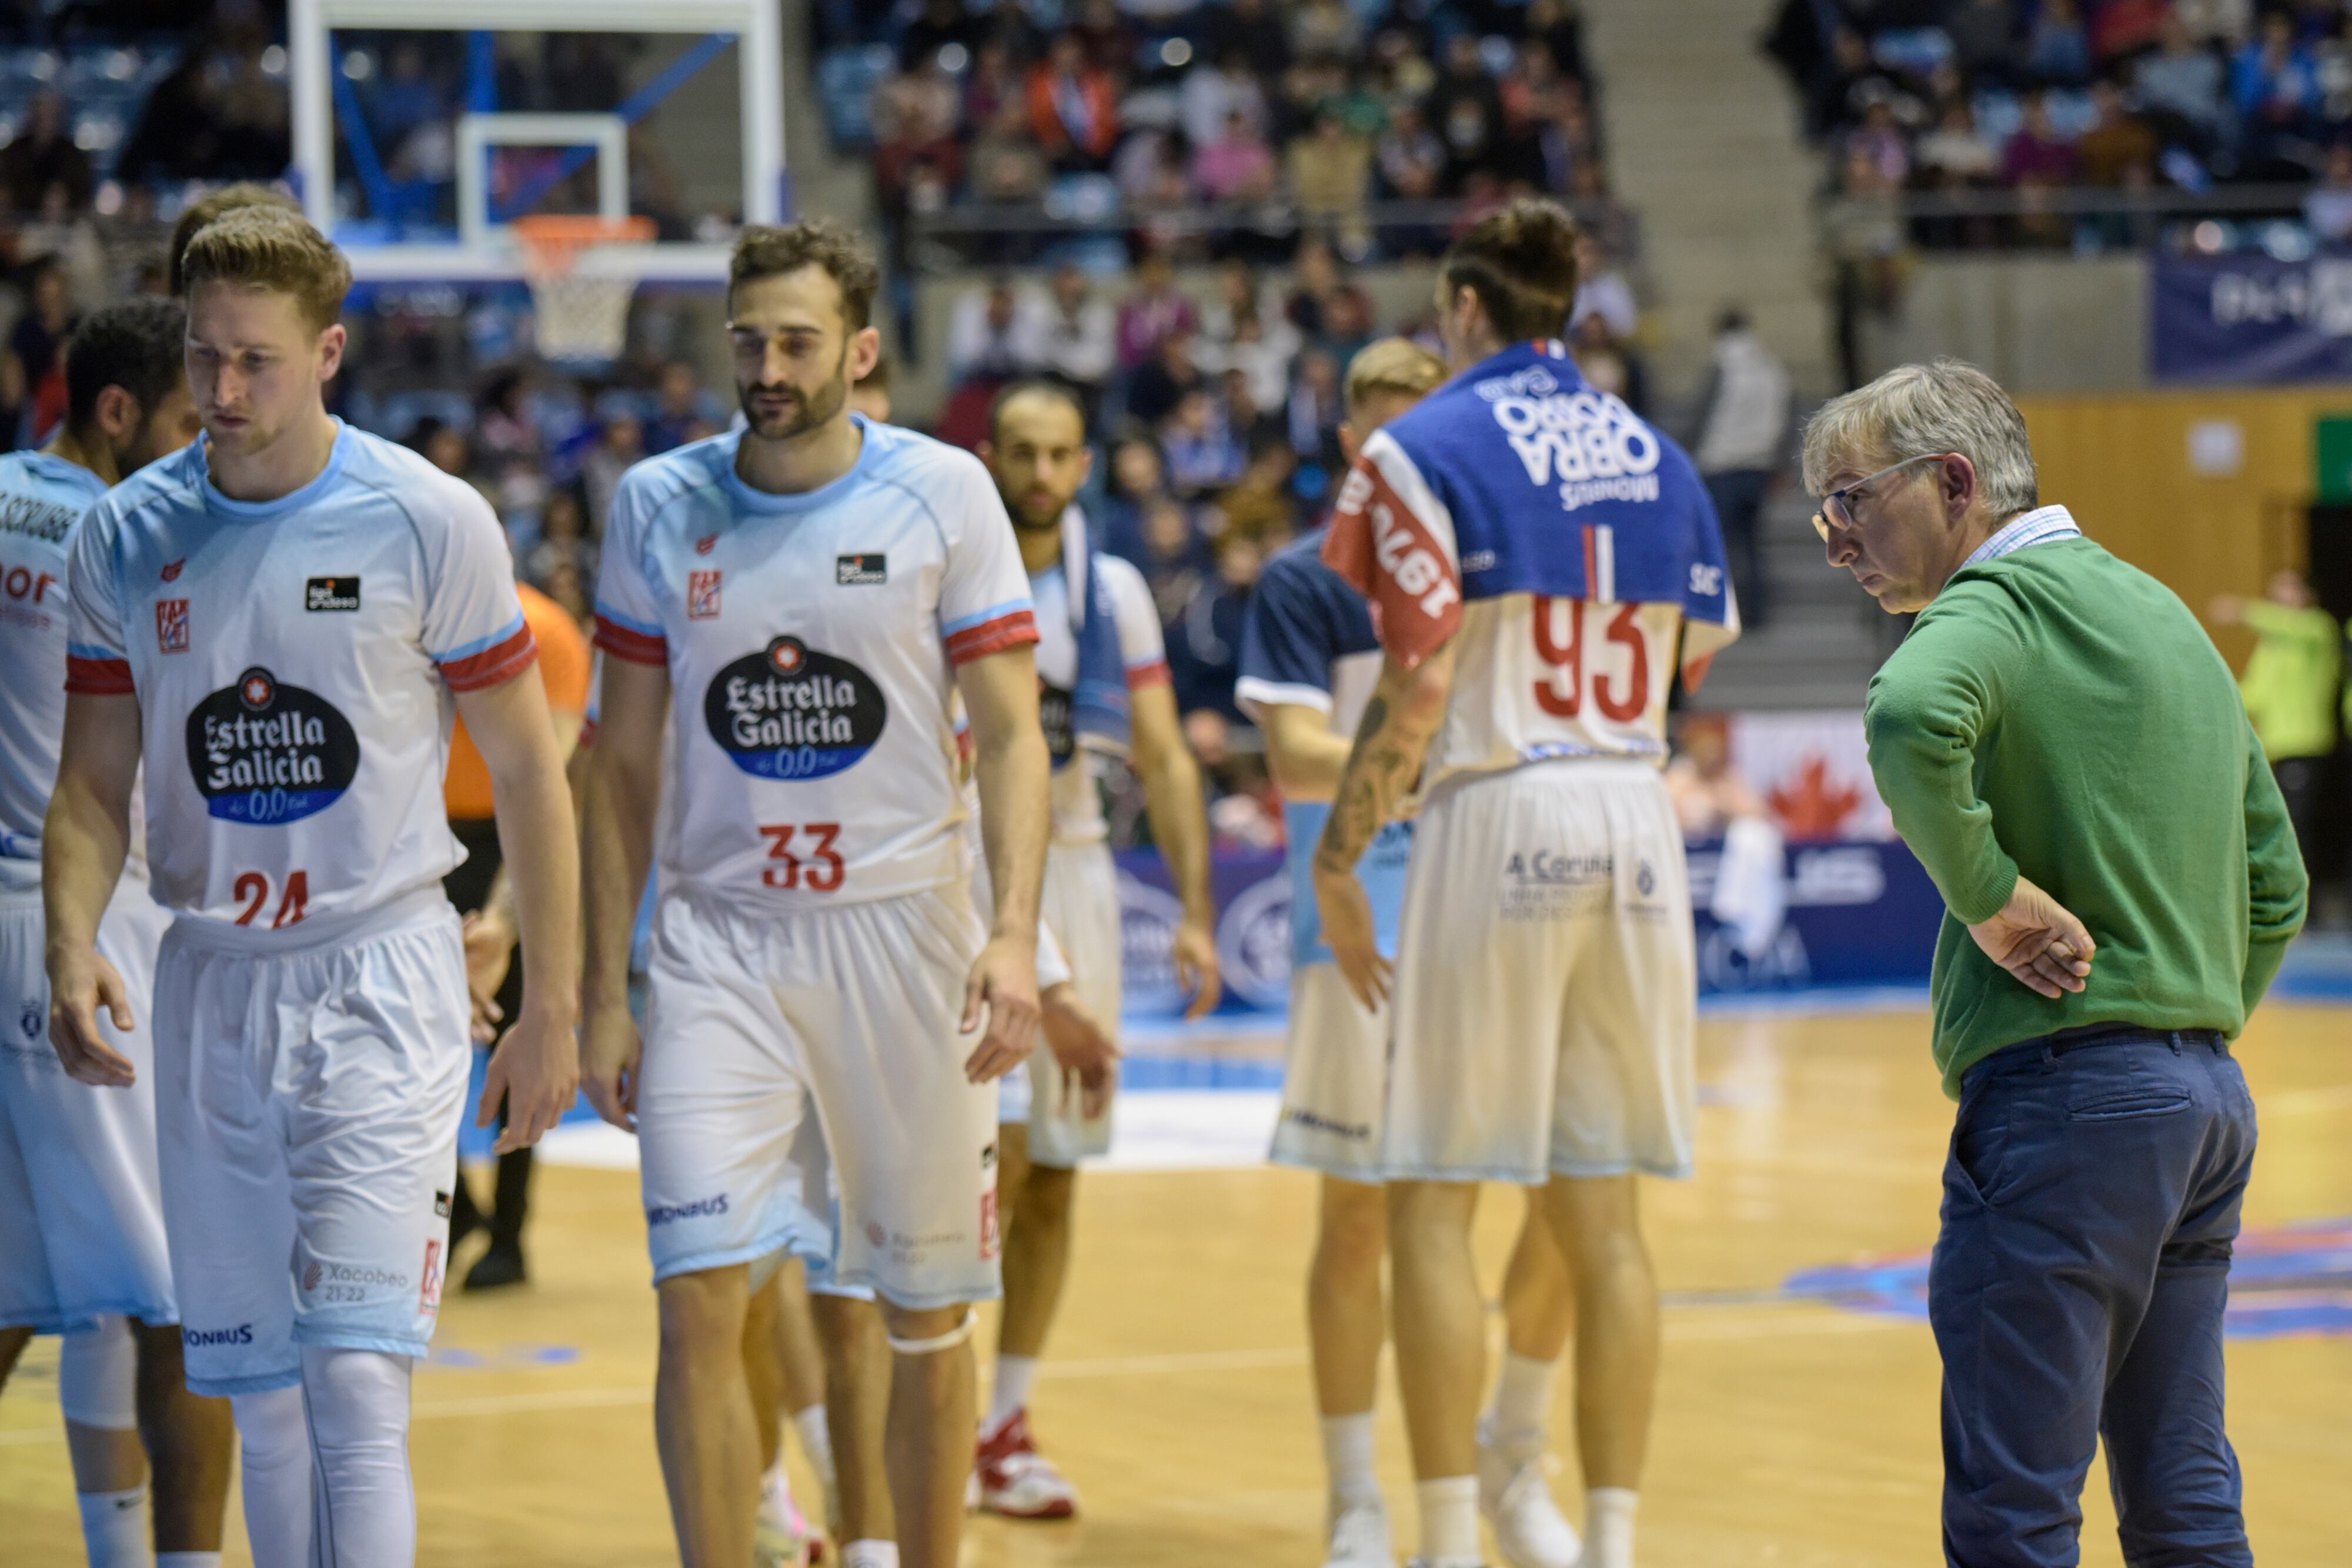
left=1805, top=359, right=2303, bottom=1568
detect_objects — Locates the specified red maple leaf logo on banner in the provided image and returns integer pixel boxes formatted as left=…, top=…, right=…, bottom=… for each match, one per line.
left=1768, top=755, right=1864, bottom=842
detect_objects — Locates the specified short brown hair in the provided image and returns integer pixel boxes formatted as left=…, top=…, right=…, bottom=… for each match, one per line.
left=730, top=220, right=881, bottom=332
left=1343, top=337, right=1446, bottom=419
left=1441, top=198, right=1581, bottom=344
left=168, top=183, right=301, bottom=296
left=180, top=207, right=352, bottom=333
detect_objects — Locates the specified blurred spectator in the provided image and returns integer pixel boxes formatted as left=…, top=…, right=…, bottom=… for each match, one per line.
left=583, top=410, right=645, bottom=539
left=1183, top=47, right=1270, bottom=151
left=1946, top=0, right=2021, bottom=81
left=1160, top=386, right=1246, bottom=496
left=1290, top=0, right=1359, bottom=62
left=1285, top=346, right=1346, bottom=474
left=475, top=369, right=545, bottom=469
left=646, top=363, right=723, bottom=453
left=964, top=39, right=1026, bottom=129
left=1219, top=365, right=1282, bottom=450
left=2209, top=571, right=2340, bottom=870
left=2001, top=91, right=2080, bottom=186
left=526, top=485, right=597, bottom=607
left=1429, top=35, right=1509, bottom=192
left=2137, top=14, right=2230, bottom=142
left=1169, top=531, right=1261, bottom=721
left=900, top=0, right=980, bottom=72
left=1195, top=109, right=1278, bottom=202
left=1217, top=435, right=1298, bottom=543
left=1, top=93, right=93, bottom=215
left=1916, top=98, right=2002, bottom=185
left=950, top=276, right=1039, bottom=386
left=2077, top=79, right=2159, bottom=187
left=1027, top=265, right=1118, bottom=397
left=1569, top=232, right=1638, bottom=342
left=1690, top=309, right=1791, bottom=629
left=2234, top=13, right=2323, bottom=146
left=1205, top=302, right=1301, bottom=414
left=1376, top=101, right=1448, bottom=201
left=1071, top=0, right=1141, bottom=73
left=1135, top=492, right=1211, bottom=628
left=1288, top=108, right=1375, bottom=242
left=1029, top=32, right=1121, bottom=172
left=1128, top=325, right=1208, bottom=429
left=2024, top=0, right=2093, bottom=86
left=2, top=262, right=75, bottom=449
left=1099, top=436, right=1170, bottom=563
left=405, top=416, right=474, bottom=480
left=1822, top=143, right=1909, bottom=390
left=2308, top=142, right=2352, bottom=243
left=1117, top=250, right=1200, bottom=370
left=971, top=101, right=1054, bottom=205
left=1202, top=0, right=1293, bottom=76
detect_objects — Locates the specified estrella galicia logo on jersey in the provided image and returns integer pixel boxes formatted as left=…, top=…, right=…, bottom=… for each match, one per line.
left=704, top=636, right=887, bottom=781
left=835, top=553, right=887, bottom=586
left=184, top=667, right=362, bottom=825
left=304, top=576, right=360, bottom=611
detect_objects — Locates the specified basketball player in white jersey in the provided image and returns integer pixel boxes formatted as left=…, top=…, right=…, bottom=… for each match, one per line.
left=579, top=220, right=1051, bottom=1568
left=1240, top=339, right=1583, bottom=1568
left=44, top=207, right=582, bottom=1568
left=0, top=297, right=235, bottom=1568
left=1312, top=202, right=1738, bottom=1568
left=967, top=379, right=1218, bottom=1517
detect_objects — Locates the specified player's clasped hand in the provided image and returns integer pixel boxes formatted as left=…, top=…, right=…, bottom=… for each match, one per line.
left=1314, top=862, right=1393, bottom=1012
left=578, top=998, right=643, bottom=1134
left=961, top=933, right=1041, bottom=1085
left=46, top=948, right=138, bottom=1088
left=479, top=1004, right=582, bottom=1154
left=1966, top=874, right=2097, bottom=1000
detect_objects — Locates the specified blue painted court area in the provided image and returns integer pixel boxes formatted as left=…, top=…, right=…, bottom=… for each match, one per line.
left=1785, top=1218, right=2352, bottom=1340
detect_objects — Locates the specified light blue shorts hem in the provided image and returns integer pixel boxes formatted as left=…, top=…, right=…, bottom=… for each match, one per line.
left=1379, top=1162, right=1545, bottom=1185
left=291, top=1328, right=435, bottom=1360
left=186, top=1366, right=302, bottom=1399
left=806, top=1278, right=877, bottom=1302
left=12, top=1299, right=180, bottom=1336
left=650, top=1232, right=803, bottom=1289
left=1551, top=1158, right=1693, bottom=1181
left=828, top=1272, right=1002, bottom=1313
left=1267, top=1146, right=1384, bottom=1185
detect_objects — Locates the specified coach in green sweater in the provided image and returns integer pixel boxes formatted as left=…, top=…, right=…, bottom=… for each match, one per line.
left=1804, top=359, right=2303, bottom=1568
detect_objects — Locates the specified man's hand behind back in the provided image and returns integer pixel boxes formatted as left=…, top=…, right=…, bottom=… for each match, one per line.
left=1967, top=874, right=2096, bottom=999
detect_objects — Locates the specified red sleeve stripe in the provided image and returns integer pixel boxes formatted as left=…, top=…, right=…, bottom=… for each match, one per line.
left=65, top=655, right=135, bottom=695
left=439, top=625, right=539, bottom=693
left=1125, top=658, right=1171, bottom=688
left=593, top=614, right=669, bottom=667
left=945, top=609, right=1040, bottom=666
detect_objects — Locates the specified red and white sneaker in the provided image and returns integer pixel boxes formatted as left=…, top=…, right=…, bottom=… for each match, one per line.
left=973, top=1407, right=1081, bottom=1519
left=756, top=1465, right=824, bottom=1567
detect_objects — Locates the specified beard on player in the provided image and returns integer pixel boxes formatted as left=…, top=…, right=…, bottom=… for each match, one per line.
left=737, top=340, right=851, bottom=442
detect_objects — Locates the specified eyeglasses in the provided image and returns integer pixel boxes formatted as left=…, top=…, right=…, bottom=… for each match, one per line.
left=1812, top=453, right=1953, bottom=542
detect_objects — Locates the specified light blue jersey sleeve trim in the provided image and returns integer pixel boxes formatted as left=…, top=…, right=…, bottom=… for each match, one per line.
left=942, top=597, right=1034, bottom=636
left=430, top=610, right=527, bottom=664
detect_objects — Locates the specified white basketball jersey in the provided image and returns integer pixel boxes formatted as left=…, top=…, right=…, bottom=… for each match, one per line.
left=0, top=452, right=105, bottom=892
left=592, top=420, right=1038, bottom=911
left=1029, top=551, right=1167, bottom=845
left=64, top=424, right=536, bottom=929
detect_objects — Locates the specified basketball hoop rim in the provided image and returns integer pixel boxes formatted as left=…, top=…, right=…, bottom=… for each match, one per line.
left=513, top=215, right=659, bottom=276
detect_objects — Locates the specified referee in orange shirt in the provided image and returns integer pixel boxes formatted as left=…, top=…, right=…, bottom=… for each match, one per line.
left=444, top=579, right=592, bottom=1288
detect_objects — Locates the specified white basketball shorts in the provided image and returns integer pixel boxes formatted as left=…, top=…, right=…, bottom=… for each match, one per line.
left=1384, top=759, right=1696, bottom=1185
left=0, top=872, right=177, bottom=1333
left=999, top=840, right=1120, bottom=1168
left=1269, top=962, right=1388, bottom=1183
left=637, top=882, right=1001, bottom=1310
left=151, top=885, right=470, bottom=1395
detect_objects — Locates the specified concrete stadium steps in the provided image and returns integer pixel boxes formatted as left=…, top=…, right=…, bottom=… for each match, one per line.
left=1583, top=0, right=1833, bottom=401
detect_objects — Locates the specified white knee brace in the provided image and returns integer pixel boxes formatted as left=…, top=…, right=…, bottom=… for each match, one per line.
left=884, top=1309, right=977, bottom=1356
left=57, top=1315, right=137, bottom=1430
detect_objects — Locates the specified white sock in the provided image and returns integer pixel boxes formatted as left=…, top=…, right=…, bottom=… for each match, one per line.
left=300, top=1346, right=416, bottom=1567
left=1486, top=1349, right=1557, bottom=1445
left=230, top=1385, right=312, bottom=1568
left=157, top=1555, right=224, bottom=1567
left=1319, top=1412, right=1380, bottom=1506
left=841, top=1541, right=900, bottom=1568
left=791, top=1402, right=836, bottom=1500
left=76, top=1486, right=151, bottom=1568
left=1414, top=1475, right=1479, bottom=1566
left=985, top=1353, right=1038, bottom=1430
left=1585, top=1487, right=1639, bottom=1568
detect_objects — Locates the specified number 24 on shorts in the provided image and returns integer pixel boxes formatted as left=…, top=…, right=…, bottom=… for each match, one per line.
left=758, top=823, right=846, bottom=892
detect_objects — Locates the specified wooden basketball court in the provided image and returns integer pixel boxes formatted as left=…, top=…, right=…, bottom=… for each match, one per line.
left=5, top=1001, right=2346, bottom=1564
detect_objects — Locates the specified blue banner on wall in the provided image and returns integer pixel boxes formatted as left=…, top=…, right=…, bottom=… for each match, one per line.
left=2152, top=252, right=2352, bottom=383
left=1112, top=836, right=1946, bottom=1022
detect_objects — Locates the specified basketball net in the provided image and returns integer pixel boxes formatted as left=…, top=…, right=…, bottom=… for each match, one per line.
left=513, top=215, right=656, bottom=365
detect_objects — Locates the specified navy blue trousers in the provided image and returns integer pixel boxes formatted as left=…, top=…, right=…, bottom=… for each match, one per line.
left=1930, top=1028, right=2258, bottom=1568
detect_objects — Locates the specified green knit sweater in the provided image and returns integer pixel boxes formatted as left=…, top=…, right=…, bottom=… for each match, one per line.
left=1864, top=536, right=2308, bottom=1098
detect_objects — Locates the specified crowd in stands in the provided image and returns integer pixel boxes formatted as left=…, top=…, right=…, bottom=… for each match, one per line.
left=820, top=0, right=1616, bottom=268
left=1774, top=0, right=2352, bottom=256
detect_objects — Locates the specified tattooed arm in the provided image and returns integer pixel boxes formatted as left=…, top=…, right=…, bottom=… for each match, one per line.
left=1311, top=640, right=1459, bottom=1008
